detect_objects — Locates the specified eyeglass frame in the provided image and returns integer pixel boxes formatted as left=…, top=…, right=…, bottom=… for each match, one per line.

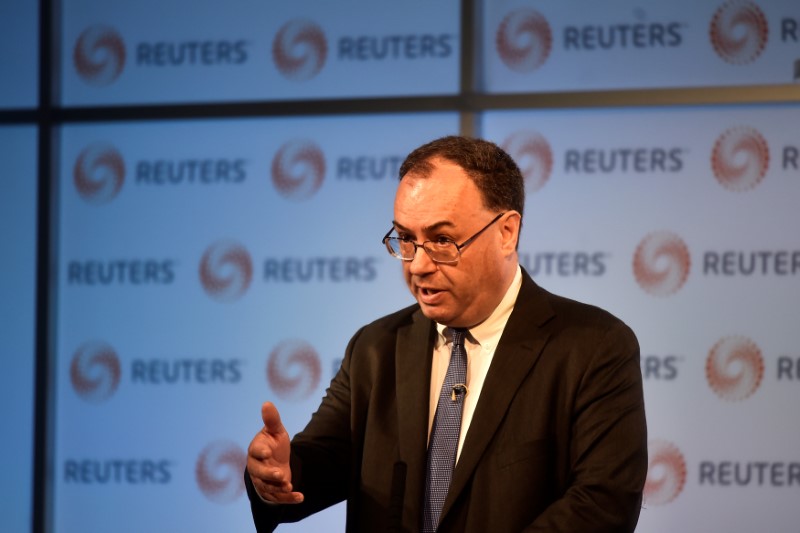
left=381, top=212, right=507, bottom=264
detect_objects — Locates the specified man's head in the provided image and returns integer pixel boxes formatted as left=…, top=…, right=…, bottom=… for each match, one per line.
left=390, top=136, right=524, bottom=328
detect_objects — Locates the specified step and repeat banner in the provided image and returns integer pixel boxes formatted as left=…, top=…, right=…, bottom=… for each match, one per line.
left=482, top=104, right=800, bottom=532
left=57, top=0, right=799, bottom=106
left=53, top=104, right=800, bottom=532
left=60, top=0, right=460, bottom=106
left=35, top=0, right=800, bottom=532
left=54, top=113, right=459, bottom=533
left=483, top=0, right=800, bottom=92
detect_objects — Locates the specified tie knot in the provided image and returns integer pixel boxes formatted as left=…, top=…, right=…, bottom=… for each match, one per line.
left=449, top=327, right=468, bottom=347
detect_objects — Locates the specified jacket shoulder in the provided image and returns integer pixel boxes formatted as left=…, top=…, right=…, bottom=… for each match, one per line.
left=521, top=274, right=636, bottom=341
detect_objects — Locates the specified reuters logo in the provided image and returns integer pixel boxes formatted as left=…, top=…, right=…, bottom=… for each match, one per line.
left=73, top=25, right=126, bottom=86
left=706, top=335, right=764, bottom=401
left=70, top=341, right=121, bottom=403
left=272, top=19, right=327, bottom=81
left=267, top=339, right=322, bottom=401
left=199, top=240, right=253, bottom=302
left=644, top=440, right=687, bottom=506
left=710, top=0, right=768, bottom=65
left=502, top=131, right=553, bottom=193
left=633, top=232, right=691, bottom=297
left=711, top=126, right=769, bottom=191
left=195, top=441, right=247, bottom=504
left=271, top=140, right=326, bottom=201
left=496, top=8, right=553, bottom=73
left=74, top=143, right=126, bottom=205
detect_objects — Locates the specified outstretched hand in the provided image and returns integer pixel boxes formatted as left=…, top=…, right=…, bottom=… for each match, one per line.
left=246, top=401, right=304, bottom=504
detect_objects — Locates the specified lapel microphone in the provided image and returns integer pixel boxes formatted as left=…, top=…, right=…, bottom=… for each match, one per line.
left=451, top=383, right=468, bottom=401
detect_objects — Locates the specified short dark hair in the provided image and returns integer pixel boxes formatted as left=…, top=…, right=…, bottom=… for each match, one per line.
left=398, top=136, right=525, bottom=218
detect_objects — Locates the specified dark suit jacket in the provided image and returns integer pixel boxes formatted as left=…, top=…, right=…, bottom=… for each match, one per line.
left=247, top=269, right=647, bottom=532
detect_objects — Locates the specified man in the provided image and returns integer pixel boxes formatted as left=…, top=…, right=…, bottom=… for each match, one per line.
left=246, top=136, right=647, bottom=532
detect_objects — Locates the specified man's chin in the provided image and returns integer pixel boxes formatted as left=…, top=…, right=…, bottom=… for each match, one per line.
left=417, top=302, right=462, bottom=326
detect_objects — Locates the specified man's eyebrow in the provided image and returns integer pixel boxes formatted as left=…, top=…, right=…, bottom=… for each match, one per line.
left=392, top=220, right=456, bottom=234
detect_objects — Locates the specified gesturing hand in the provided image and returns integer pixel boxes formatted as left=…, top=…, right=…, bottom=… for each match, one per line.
left=247, top=401, right=304, bottom=504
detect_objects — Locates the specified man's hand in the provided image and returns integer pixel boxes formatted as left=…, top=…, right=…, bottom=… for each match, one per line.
left=247, top=402, right=304, bottom=504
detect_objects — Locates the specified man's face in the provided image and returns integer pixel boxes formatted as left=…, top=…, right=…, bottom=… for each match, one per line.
left=392, top=158, right=518, bottom=328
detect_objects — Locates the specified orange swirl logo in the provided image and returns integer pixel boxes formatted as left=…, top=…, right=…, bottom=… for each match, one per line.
left=711, top=126, right=769, bottom=191
left=496, top=8, right=552, bottom=73
left=501, top=131, right=553, bottom=193
left=644, top=439, right=687, bottom=506
left=73, top=143, right=125, bottom=205
left=70, top=341, right=121, bottom=403
left=199, top=240, right=253, bottom=302
left=272, top=19, right=328, bottom=81
left=633, top=232, right=691, bottom=297
left=710, top=0, right=768, bottom=65
left=73, top=25, right=126, bottom=86
left=195, top=441, right=247, bottom=504
left=706, top=335, right=764, bottom=401
left=271, top=140, right=326, bottom=200
left=267, top=339, right=322, bottom=401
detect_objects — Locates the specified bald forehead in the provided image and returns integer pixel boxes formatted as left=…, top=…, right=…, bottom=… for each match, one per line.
left=397, top=158, right=489, bottom=212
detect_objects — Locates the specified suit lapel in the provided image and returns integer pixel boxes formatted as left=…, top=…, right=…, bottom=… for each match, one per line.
left=395, top=309, right=436, bottom=521
left=442, top=271, right=555, bottom=519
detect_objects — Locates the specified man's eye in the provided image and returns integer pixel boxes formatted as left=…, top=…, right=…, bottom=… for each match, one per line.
left=434, top=236, right=453, bottom=245
left=397, top=235, right=413, bottom=242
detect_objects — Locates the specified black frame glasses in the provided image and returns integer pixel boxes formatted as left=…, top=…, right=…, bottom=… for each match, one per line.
left=382, top=212, right=506, bottom=264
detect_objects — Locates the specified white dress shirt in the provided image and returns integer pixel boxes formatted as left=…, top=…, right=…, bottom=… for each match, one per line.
left=428, top=265, right=523, bottom=463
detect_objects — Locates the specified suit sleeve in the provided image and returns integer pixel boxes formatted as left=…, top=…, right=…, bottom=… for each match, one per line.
left=524, top=321, right=648, bottom=533
left=246, top=326, right=365, bottom=532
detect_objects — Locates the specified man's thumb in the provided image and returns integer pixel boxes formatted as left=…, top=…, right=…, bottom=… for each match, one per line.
left=261, top=401, right=285, bottom=434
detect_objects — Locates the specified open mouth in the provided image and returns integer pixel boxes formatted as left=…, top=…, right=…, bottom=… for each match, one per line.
left=418, top=287, right=445, bottom=303
left=420, top=287, right=441, bottom=296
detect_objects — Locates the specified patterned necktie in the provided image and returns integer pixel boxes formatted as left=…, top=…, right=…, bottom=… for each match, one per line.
left=422, top=327, right=468, bottom=533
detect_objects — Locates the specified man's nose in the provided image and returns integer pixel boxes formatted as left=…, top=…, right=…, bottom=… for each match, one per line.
left=408, top=244, right=437, bottom=274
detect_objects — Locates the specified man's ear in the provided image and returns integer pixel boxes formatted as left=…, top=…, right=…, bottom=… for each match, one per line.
left=500, top=211, right=522, bottom=254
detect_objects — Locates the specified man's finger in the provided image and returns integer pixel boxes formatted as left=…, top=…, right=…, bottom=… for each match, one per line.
left=267, top=491, right=304, bottom=504
left=248, top=433, right=278, bottom=461
left=251, top=474, right=304, bottom=503
left=261, top=401, right=285, bottom=435
left=247, top=460, right=289, bottom=485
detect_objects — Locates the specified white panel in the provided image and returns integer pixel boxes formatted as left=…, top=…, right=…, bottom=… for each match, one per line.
left=482, top=104, right=800, bottom=532
left=482, top=0, right=800, bottom=93
left=53, top=113, right=459, bottom=533
left=60, top=0, right=460, bottom=106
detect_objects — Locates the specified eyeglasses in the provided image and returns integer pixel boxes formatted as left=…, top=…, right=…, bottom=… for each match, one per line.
left=382, top=212, right=506, bottom=264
